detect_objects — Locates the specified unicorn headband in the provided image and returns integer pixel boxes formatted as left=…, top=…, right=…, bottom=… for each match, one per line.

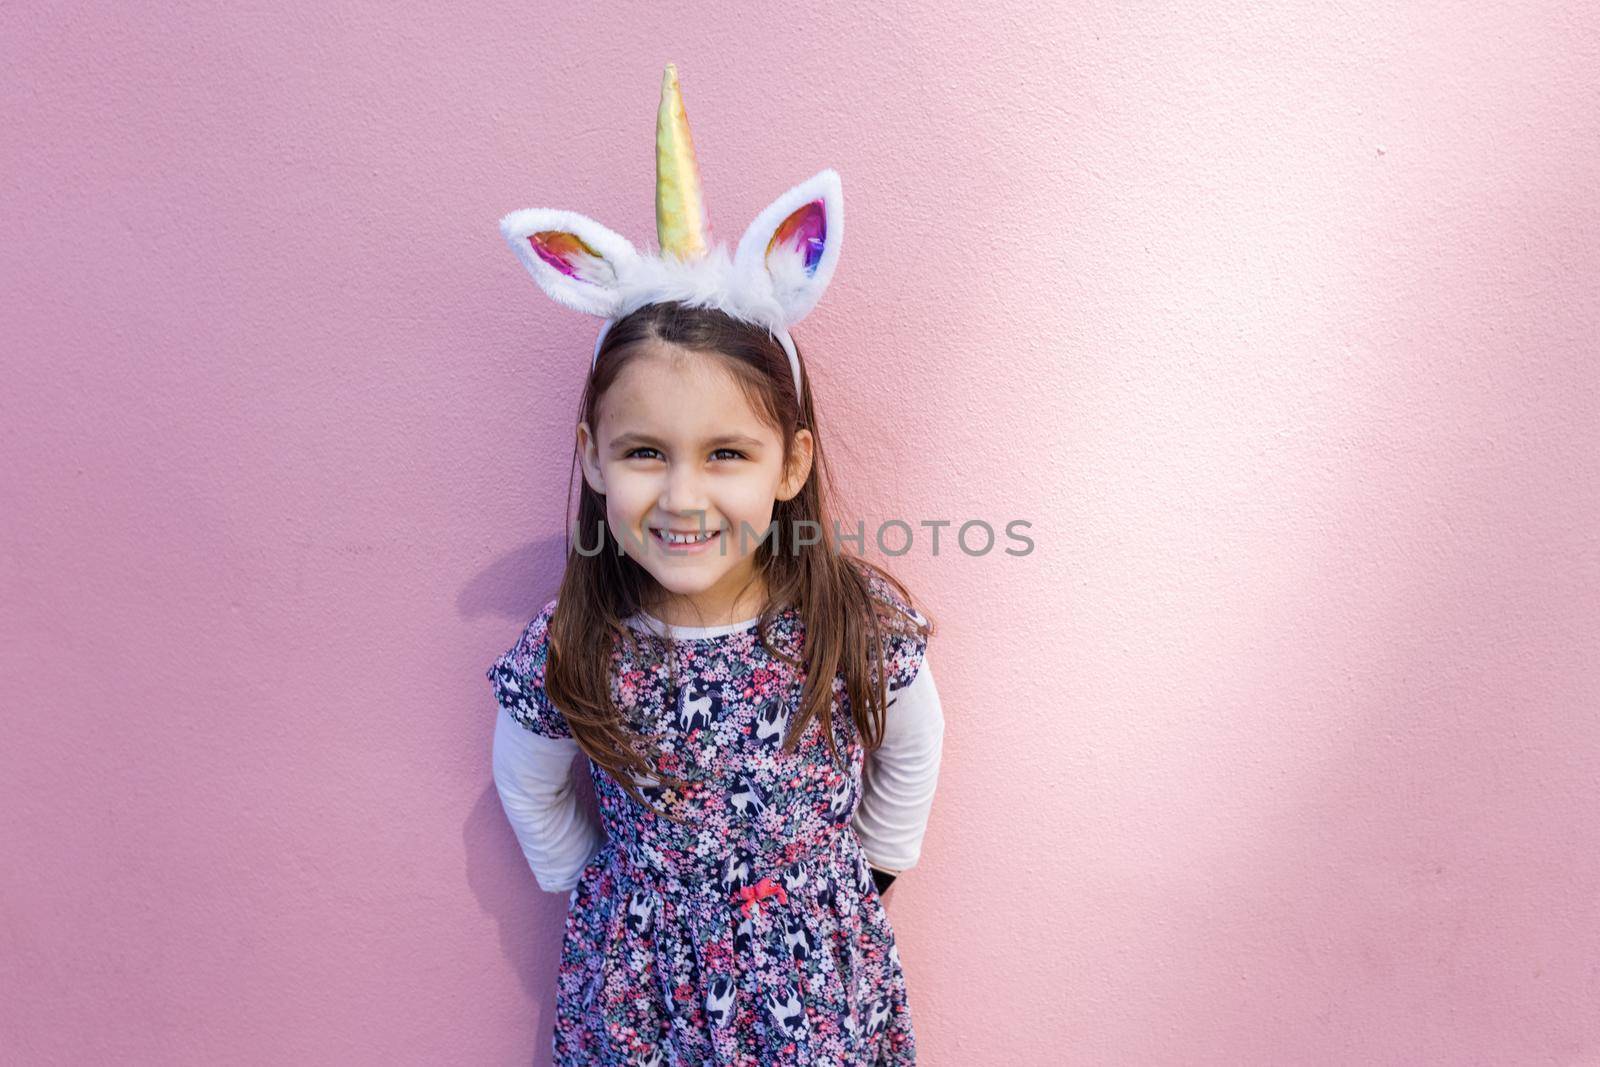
left=499, top=63, right=843, bottom=402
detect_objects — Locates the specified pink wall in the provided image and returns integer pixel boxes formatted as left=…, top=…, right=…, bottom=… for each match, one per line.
left=5, top=2, right=1598, bottom=1062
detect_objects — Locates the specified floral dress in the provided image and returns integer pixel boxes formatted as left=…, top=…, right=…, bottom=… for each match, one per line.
left=487, top=577, right=930, bottom=1066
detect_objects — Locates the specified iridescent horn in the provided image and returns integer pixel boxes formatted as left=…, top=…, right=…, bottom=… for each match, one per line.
left=655, top=63, right=709, bottom=262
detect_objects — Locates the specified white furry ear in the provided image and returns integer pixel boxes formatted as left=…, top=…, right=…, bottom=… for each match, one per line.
left=733, top=169, right=843, bottom=327
left=499, top=208, right=642, bottom=318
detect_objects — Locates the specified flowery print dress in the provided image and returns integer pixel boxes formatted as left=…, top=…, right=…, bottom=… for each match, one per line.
left=487, top=574, right=929, bottom=1066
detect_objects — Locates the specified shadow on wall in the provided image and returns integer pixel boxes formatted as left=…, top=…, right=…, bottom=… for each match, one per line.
left=461, top=531, right=581, bottom=1061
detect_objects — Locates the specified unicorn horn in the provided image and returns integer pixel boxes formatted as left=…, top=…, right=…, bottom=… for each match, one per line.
left=655, top=62, right=710, bottom=261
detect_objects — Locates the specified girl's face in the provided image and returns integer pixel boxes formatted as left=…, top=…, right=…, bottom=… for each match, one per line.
left=577, top=342, right=814, bottom=621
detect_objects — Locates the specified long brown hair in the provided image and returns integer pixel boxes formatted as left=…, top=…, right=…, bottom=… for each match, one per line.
left=542, top=301, right=933, bottom=821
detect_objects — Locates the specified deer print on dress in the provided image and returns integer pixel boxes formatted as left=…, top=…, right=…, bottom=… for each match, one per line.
left=729, top=773, right=766, bottom=818
left=783, top=914, right=812, bottom=963
left=704, top=975, right=736, bottom=1028
left=752, top=695, right=788, bottom=749
left=767, top=987, right=808, bottom=1041
left=675, top=680, right=720, bottom=734
left=826, top=772, right=854, bottom=821
left=624, top=889, right=656, bottom=937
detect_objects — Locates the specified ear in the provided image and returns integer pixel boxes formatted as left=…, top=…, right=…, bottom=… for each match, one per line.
left=576, top=419, right=606, bottom=496
left=733, top=169, right=843, bottom=327
left=777, top=428, right=815, bottom=502
left=499, top=208, right=642, bottom=318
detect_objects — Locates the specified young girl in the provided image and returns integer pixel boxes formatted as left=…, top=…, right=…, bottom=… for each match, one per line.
left=487, top=64, right=945, bottom=1065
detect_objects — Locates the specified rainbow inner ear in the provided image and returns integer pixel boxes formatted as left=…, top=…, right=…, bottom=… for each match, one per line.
left=529, top=231, right=616, bottom=285
left=765, top=199, right=827, bottom=276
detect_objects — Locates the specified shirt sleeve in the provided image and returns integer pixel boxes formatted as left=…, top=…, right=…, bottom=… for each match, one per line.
left=491, top=705, right=607, bottom=893
left=486, top=599, right=573, bottom=740
left=853, top=651, right=945, bottom=874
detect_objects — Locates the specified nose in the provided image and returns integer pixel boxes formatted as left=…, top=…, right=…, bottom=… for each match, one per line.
left=659, top=459, right=709, bottom=520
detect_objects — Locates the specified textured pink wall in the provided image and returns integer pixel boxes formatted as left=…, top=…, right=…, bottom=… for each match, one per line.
left=5, top=2, right=1599, bottom=1063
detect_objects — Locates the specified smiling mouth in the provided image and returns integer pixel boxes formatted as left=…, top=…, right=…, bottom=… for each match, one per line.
left=651, top=527, right=721, bottom=547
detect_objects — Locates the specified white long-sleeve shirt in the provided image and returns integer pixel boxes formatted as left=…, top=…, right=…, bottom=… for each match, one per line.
left=491, top=622, right=945, bottom=894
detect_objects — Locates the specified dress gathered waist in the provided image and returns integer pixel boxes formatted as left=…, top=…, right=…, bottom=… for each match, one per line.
left=599, top=820, right=863, bottom=900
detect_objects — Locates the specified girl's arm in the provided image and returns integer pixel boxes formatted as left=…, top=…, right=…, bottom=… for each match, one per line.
left=853, top=652, right=946, bottom=893
left=491, top=705, right=606, bottom=893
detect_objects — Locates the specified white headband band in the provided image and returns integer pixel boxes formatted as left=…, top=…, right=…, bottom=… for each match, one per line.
left=590, top=317, right=803, bottom=400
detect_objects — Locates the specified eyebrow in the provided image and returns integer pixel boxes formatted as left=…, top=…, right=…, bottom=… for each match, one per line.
left=609, top=432, right=765, bottom=451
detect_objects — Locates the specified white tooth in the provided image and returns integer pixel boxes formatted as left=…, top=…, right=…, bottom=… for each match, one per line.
left=659, top=529, right=713, bottom=544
